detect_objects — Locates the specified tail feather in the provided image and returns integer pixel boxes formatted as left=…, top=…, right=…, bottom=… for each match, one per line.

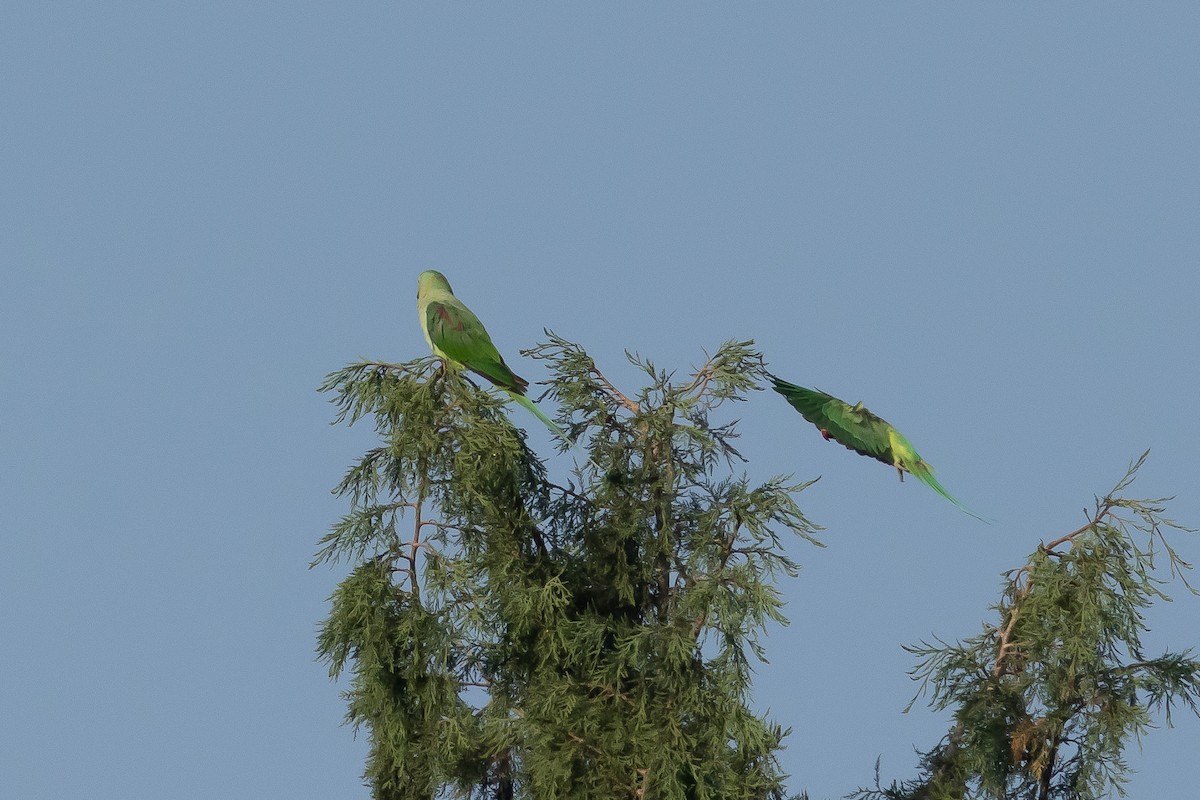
left=909, top=462, right=990, bottom=524
left=504, top=390, right=615, bottom=476
left=507, top=390, right=569, bottom=442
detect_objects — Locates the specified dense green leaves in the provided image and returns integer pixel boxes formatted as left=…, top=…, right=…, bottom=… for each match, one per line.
left=318, top=339, right=820, bottom=799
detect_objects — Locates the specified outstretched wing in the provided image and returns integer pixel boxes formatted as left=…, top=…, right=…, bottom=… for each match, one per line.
left=770, top=375, right=989, bottom=521
left=425, top=300, right=529, bottom=394
left=770, top=376, right=894, bottom=467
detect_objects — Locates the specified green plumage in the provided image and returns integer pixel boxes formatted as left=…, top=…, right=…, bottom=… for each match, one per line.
left=769, top=375, right=986, bottom=522
left=416, top=270, right=565, bottom=440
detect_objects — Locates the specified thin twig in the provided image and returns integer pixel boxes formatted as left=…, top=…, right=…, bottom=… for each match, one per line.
left=680, top=352, right=718, bottom=397
left=1042, top=501, right=1113, bottom=553
left=590, top=365, right=639, bottom=413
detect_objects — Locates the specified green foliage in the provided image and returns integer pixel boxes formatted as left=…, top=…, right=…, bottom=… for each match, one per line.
left=317, top=338, right=821, bottom=800
left=319, top=341, right=1197, bottom=800
left=855, top=453, right=1199, bottom=800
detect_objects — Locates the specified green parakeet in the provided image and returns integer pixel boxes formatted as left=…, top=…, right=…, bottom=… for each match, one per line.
left=416, top=270, right=565, bottom=440
left=770, top=374, right=986, bottom=521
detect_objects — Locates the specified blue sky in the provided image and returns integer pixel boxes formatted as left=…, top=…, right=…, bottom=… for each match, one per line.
left=3, top=4, right=1197, bottom=798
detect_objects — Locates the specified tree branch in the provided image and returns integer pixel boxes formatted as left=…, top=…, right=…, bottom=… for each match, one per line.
left=590, top=364, right=639, bottom=414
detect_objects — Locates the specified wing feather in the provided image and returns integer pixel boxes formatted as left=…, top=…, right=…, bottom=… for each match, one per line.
left=426, top=300, right=529, bottom=393
left=770, top=377, right=894, bottom=466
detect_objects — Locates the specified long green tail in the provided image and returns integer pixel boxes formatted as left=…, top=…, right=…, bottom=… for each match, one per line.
left=909, top=462, right=990, bottom=523
left=507, top=390, right=569, bottom=442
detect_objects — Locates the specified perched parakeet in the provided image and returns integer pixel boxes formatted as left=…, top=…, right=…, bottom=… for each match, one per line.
left=416, top=270, right=565, bottom=439
left=769, top=375, right=986, bottom=521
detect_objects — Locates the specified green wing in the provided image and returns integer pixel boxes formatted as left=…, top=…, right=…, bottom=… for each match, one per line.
left=770, top=376, right=895, bottom=467
left=425, top=300, right=529, bottom=394
left=771, top=374, right=990, bottom=522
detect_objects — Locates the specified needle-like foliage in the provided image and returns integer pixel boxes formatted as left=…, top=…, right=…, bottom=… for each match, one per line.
left=317, top=337, right=821, bottom=800
left=855, top=452, right=1199, bottom=800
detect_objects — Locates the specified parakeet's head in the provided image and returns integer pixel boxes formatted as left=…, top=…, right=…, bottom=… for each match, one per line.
left=417, top=270, right=453, bottom=298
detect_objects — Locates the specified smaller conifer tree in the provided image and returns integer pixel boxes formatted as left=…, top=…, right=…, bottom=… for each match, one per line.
left=855, top=453, right=1199, bottom=800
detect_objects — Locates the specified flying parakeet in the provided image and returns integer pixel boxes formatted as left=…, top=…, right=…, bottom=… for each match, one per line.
left=769, top=375, right=986, bottom=521
left=416, top=270, right=565, bottom=440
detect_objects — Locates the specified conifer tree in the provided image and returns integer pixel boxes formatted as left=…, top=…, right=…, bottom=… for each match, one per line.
left=856, top=453, right=1199, bottom=800
left=317, top=336, right=821, bottom=800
